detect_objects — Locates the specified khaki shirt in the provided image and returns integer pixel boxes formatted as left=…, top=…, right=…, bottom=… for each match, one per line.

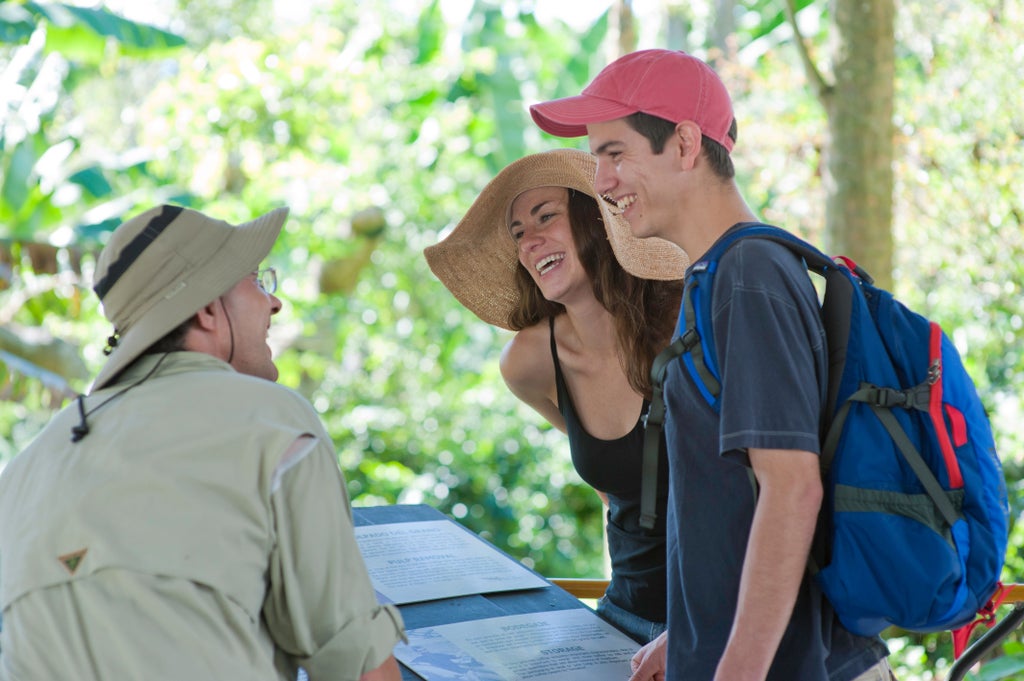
left=0, top=352, right=403, bottom=680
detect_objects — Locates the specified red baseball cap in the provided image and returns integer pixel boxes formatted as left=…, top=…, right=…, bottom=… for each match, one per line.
left=530, top=49, right=735, bottom=152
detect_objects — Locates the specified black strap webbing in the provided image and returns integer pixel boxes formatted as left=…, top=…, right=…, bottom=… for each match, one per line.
left=94, top=205, right=183, bottom=300
left=639, top=336, right=687, bottom=530
left=870, top=404, right=961, bottom=528
left=822, top=381, right=959, bottom=528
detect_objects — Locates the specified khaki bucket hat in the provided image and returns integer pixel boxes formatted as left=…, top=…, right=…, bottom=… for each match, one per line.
left=89, top=204, right=288, bottom=392
left=423, top=148, right=688, bottom=330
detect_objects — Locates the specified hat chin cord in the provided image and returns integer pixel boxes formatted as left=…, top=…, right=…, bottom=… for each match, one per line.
left=70, top=352, right=171, bottom=443
left=220, top=296, right=236, bottom=365
left=70, top=295, right=238, bottom=443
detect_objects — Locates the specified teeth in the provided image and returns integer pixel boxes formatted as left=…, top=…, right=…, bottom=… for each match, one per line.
left=536, top=253, right=564, bottom=275
left=601, top=194, right=636, bottom=215
left=616, top=195, right=637, bottom=211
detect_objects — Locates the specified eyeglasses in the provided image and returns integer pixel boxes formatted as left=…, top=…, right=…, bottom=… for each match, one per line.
left=255, top=267, right=277, bottom=295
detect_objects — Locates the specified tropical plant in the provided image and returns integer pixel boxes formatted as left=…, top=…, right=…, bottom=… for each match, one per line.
left=2, top=2, right=1022, bottom=677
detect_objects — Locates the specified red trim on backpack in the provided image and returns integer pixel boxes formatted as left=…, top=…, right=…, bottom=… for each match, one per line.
left=946, top=404, right=968, bottom=448
left=951, top=582, right=1009, bottom=658
left=929, top=322, right=964, bottom=489
left=833, top=255, right=858, bottom=272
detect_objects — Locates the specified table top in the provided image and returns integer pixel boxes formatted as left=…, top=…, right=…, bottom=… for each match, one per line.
left=352, top=504, right=589, bottom=680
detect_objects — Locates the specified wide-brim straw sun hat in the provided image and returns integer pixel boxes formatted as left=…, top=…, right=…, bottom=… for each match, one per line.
left=423, top=148, right=688, bottom=330
left=89, top=204, right=288, bottom=393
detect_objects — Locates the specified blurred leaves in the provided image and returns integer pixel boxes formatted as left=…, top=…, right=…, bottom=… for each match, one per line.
left=32, top=2, right=185, bottom=62
left=1, top=0, right=609, bottom=580
left=1, top=6, right=1023, bottom=676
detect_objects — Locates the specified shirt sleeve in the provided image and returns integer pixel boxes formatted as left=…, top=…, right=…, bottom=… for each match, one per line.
left=712, top=239, right=828, bottom=463
left=263, top=436, right=405, bottom=680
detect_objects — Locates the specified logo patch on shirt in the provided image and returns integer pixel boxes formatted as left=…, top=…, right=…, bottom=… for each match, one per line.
left=58, top=548, right=88, bottom=575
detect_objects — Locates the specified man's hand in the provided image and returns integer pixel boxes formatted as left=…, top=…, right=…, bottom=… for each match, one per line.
left=629, top=630, right=667, bottom=681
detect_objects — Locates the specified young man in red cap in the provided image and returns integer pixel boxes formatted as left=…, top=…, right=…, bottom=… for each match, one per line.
left=531, top=49, right=893, bottom=681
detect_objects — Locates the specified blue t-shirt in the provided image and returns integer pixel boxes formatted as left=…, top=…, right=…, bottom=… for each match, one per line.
left=663, top=232, right=889, bottom=680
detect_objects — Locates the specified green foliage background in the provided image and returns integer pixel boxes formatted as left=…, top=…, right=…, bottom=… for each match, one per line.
left=2, top=1, right=1023, bottom=678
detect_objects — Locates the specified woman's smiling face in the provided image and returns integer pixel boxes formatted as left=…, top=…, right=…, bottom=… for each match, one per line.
left=509, top=186, right=586, bottom=302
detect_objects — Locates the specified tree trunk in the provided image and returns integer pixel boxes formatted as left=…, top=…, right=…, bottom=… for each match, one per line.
left=822, top=0, right=896, bottom=289
left=613, top=0, right=637, bottom=57
left=664, top=2, right=691, bottom=52
left=709, top=0, right=737, bottom=54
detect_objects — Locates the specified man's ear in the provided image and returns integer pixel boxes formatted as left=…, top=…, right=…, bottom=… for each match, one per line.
left=193, top=300, right=220, bottom=332
left=673, top=121, right=703, bottom=170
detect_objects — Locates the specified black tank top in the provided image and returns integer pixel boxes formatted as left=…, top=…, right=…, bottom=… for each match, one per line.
left=549, top=316, right=668, bottom=623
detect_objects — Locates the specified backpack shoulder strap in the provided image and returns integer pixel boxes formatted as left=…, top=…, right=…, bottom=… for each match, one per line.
left=639, top=335, right=686, bottom=530
left=640, top=223, right=859, bottom=530
left=678, top=223, right=825, bottom=408
left=640, top=223, right=768, bottom=529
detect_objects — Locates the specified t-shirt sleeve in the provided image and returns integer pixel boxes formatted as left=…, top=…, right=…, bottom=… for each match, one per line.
left=712, top=239, right=827, bottom=464
left=263, top=436, right=405, bottom=680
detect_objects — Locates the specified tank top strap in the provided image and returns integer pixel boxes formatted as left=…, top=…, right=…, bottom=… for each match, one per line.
left=549, top=315, right=571, bottom=417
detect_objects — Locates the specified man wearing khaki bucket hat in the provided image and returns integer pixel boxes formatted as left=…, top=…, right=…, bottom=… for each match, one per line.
left=0, top=205, right=404, bottom=680
left=425, top=148, right=687, bottom=643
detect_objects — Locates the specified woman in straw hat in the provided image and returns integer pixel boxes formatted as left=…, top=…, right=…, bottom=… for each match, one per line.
left=424, top=148, right=687, bottom=643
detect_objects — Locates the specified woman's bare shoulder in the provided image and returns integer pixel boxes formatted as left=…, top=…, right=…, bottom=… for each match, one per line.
left=499, top=321, right=552, bottom=392
left=499, top=320, right=563, bottom=430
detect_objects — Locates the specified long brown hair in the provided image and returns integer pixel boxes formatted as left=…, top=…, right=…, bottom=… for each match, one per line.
left=507, top=189, right=683, bottom=397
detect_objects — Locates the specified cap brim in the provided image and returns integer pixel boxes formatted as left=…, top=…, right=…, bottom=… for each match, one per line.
left=530, top=95, right=640, bottom=138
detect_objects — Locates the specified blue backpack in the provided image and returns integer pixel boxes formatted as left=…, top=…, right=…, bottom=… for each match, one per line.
left=640, top=223, right=1009, bottom=637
